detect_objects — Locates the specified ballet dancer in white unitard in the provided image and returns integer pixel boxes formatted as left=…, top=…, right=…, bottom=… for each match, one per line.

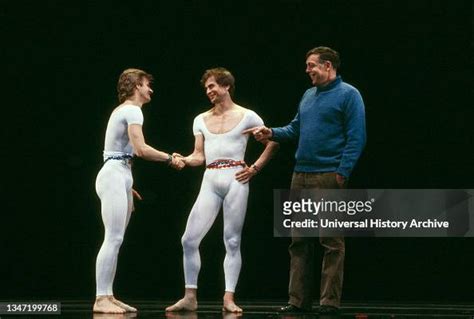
left=94, top=69, right=184, bottom=314
left=166, top=68, right=279, bottom=313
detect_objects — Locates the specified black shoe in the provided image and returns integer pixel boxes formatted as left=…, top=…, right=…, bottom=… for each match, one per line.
left=317, top=305, right=339, bottom=314
left=278, top=304, right=309, bottom=313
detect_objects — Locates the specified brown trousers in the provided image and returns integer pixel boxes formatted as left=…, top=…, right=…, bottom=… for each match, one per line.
left=288, top=172, right=345, bottom=309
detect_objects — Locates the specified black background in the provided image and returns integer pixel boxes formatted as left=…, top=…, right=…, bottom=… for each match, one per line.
left=2, top=0, right=473, bottom=303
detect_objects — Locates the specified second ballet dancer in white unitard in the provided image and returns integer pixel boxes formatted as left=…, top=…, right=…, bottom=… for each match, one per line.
left=166, top=68, right=279, bottom=313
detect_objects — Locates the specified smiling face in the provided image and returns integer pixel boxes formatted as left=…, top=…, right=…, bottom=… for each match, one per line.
left=305, top=54, right=332, bottom=87
left=204, top=76, right=229, bottom=104
left=117, top=68, right=154, bottom=104
left=137, top=78, right=153, bottom=103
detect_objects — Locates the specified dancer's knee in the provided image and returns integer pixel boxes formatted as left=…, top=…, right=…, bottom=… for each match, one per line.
left=224, top=236, right=241, bottom=253
left=104, top=233, right=125, bottom=249
left=181, top=234, right=199, bottom=252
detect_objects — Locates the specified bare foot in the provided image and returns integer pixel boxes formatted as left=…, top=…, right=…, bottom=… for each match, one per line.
left=165, top=312, right=198, bottom=319
left=109, top=296, right=137, bottom=312
left=222, top=300, right=242, bottom=313
left=166, top=298, right=198, bottom=312
left=93, top=314, right=136, bottom=319
left=93, top=296, right=126, bottom=314
left=222, top=312, right=243, bottom=319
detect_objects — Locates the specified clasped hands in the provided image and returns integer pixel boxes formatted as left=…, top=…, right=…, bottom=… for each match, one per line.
left=169, top=153, right=186, bottom=170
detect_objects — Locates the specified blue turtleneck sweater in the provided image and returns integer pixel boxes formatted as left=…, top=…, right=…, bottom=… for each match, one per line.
left=271, top=76, right=366, bottom=178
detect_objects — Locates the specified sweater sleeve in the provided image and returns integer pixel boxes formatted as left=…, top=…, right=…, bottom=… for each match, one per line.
left=336, top=89, right=366, bottom=178
left=271, top=111, right=300, bottom=143
left=272, top=89, right=313, bottom=142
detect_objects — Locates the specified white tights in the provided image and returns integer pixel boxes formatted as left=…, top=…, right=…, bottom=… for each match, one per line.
left=181, top=168, right=249, bottom=293
left=95, top=161, right=133, bottom=296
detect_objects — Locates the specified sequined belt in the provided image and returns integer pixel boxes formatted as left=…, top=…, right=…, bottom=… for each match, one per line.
left=206, top=159, right=246, bottom=169
left=104, top=154, right=133, bottom=165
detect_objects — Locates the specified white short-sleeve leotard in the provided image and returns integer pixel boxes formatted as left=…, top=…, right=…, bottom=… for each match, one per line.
left=192, top=110, right=264, bottom=165
left=103, top=104, right=144, bottom=160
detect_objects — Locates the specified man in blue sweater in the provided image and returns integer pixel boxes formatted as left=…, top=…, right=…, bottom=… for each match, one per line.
left=245, top=46, right=366, bottom=314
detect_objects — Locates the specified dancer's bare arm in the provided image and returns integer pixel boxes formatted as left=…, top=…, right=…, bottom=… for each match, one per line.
left=235, top=138, right=279, bottom=183
left=175, top=134, right=205, bottom=167
left=128, top=124, right=183, bottom=169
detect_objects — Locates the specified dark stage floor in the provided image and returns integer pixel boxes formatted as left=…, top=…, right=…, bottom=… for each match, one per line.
left=2, top=301, right=473, bottom=319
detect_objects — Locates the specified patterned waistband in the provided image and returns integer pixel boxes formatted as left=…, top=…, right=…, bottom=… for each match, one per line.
left=206, top=159, right=246, bottom=169
left=104, top=154, right=133, bottom=164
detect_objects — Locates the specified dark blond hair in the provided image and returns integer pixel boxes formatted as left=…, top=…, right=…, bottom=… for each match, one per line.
left=200, top=67, right=235, bottom=97
left=306, top=46, right=341, bottom=70
left=117, top=68, right=153, bottom=103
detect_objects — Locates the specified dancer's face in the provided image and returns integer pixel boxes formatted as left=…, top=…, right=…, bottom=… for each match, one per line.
left=137, top=78, right=153, bottom=103
left=204, top=76, right=229, bottom=104
left=306, top=54, right=331, bottom=87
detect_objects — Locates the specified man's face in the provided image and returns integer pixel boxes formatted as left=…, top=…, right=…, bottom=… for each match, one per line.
left=204, top=76, right=228, bottom=104
left=306, top=54, right=330, bottom=86
left=137, top=78, right=153, bottom=103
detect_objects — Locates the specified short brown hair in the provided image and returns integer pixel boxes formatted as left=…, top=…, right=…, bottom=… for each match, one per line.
left=200, top=67, right=235, bottom=96
left=306, top=46, right=341, bottom=70
left=117, top=68, right=153, bottom=103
